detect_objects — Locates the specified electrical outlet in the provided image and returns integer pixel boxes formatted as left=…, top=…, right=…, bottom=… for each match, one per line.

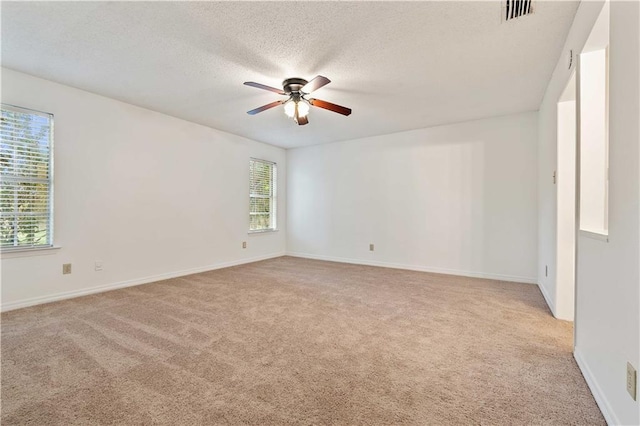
left=95, top=261, right=103, bottom=272
left=369, top=243, right=374, bottom=252
left=62, top=263, right=72, bottom=275
left=627, top=362, right=637, bottom=400
left=242, top=241, right=247, bottom=249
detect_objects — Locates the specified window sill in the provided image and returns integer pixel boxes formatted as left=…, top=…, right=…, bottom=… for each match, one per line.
left=1, top=246, right=62, bottom=259
left=579, top=229, right=609, bottom=242
left=248, top=229, right=278, bottom=235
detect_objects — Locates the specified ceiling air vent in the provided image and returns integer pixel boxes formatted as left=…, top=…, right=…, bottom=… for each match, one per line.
left=504, top=0, right=534, bottom=22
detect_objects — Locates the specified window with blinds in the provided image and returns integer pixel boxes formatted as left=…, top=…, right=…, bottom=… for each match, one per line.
left=249, top=158, right=276, bottom=232
left=1, top=105, right=54, bottom=250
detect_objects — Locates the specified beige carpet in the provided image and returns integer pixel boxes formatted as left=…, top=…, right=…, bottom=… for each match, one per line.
left=2, top=256, right=603, bottom=425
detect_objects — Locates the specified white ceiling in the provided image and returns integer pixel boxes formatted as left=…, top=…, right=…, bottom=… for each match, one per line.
left=1, top=1, right=579, bottom=149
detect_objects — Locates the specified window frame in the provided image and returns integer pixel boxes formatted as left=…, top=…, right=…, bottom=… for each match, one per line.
left=1, top=103, right=55, bottom=252
left=248, top=158, right=277, bottom=233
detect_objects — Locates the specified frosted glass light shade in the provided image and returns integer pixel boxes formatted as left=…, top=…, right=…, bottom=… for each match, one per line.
left=297, top=100, right=310, bottom=117
left=284, top=101, right=296, bottom=118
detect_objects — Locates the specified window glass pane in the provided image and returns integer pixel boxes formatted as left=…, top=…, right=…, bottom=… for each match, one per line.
left=16, top=215, right=48, bottom=246
left=250, top=213, right=271, bottom=231
left=250, top=161, right=273, bottom=197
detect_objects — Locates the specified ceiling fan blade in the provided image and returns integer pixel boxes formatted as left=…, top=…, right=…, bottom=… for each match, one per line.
left=247, top=100, right=284, bottom=115
left=308, top=98, right=352, bottom=116
left=244, top=81, right=285, bottom=95
left=301, top=75, right=331, bottom=94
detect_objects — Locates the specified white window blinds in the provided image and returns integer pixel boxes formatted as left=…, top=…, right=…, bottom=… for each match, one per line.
left=1, top=105, right=54, bottom=250
left=249, top=158, right=276, bottom=232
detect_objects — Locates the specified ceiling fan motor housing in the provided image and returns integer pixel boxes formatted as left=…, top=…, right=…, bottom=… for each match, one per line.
left=282, top=78, right=308, bottom=94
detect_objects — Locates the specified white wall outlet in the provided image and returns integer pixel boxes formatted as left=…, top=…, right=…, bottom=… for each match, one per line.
left=627, top=362, right=637, bottom=400
left=62, top=263, right=72, bottom=275
left=369, top=243, right=374, bottom=251
left=242, top=241, right=247, bottom=249
left=95, top=261, right=103, bottom=272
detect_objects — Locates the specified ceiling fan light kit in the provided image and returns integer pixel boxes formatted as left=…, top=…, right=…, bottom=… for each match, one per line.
left=244, top=75, right=352, bottom=126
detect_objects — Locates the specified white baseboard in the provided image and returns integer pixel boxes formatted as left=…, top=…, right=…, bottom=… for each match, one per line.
left=1, top=252, right=286, bottom=312
left=537, top=281, right=557, bottom=317
left=2, top=252, right=537, bottom=311
left=285, top=252, right=537, bottom=284
left=574, top=347, right=618, bottom=425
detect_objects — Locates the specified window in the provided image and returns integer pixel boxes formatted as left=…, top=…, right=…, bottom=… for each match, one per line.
left=249, top=158, right=276, bottom=232
left=0, top=105, right=54, bottom=250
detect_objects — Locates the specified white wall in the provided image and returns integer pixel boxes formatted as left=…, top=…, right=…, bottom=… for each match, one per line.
left=0, top=68, right=287, bottom=311
left=556, top=98, right=576, bottom=321
left=287, top=112, right=538, bottom=283
left=574, top=1, right=640, bottom=424
left=537, top=0, right=605, bottom=319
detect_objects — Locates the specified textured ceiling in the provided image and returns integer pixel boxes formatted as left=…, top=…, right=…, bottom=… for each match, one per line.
left=1, top=1, right=579, bottom=149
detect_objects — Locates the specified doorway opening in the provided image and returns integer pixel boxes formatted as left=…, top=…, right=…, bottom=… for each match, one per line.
left=555, top=0, right=609, bottom=323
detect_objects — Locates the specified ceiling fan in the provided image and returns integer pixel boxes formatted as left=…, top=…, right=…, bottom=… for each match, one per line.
left=244, top=75, right=352, bottom=126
